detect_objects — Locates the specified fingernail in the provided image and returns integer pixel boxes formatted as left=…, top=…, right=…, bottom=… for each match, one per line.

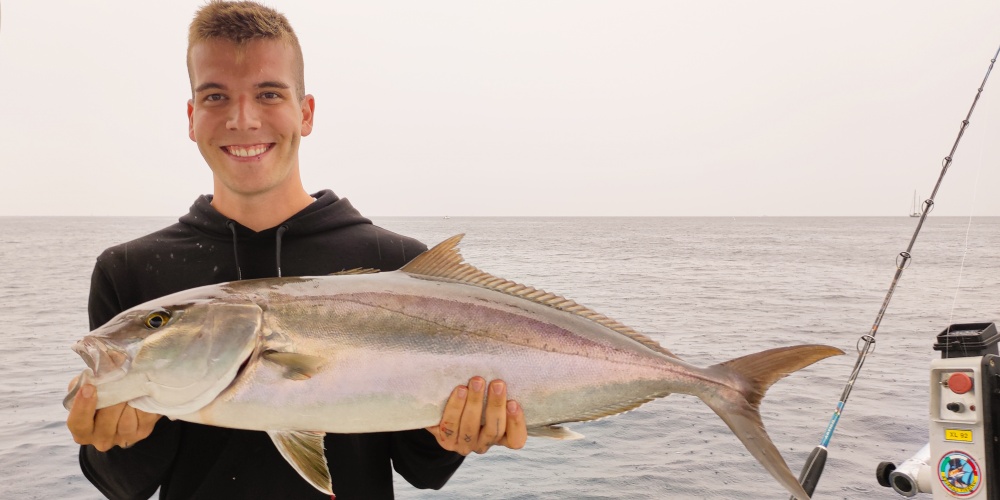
left=470, top=378, right=484, bottom=392
left=457, top=387, right=467, bottom=399
left=507, top=400, right=518, bottom=413
left=81, top=385, right=94, bottom=399
left=492, top=381, right=505, bottom=395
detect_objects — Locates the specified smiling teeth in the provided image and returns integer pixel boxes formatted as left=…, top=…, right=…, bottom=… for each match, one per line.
left=227, top=145, right=269, bottom=157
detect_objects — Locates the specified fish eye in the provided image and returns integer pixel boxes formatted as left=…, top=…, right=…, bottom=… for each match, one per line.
left=144, top=309, right=171, bottom=329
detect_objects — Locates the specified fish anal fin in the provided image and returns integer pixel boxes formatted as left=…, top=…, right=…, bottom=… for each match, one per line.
left=400, top=234, right=678, bottom=358
left=572, top=396, right=662, bottom=423
left=330, top=268, right=380, bottom=276
left=527, top=425, right=585, bottom=440
left=263, top=351, right=326, bottom=381
left=267, top=430, right=333, bottom=495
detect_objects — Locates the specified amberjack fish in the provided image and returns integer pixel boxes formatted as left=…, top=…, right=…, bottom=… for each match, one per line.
left=65, top=234, right=841, bottom=499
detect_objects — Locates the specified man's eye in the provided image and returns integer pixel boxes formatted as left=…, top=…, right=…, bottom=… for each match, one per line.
left=204, top=94, right=224, bottom=102
left=259, top=92, right=281, bottom=100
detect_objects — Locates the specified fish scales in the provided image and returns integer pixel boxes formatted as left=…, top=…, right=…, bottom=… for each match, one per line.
left=196, top=272, right=681, bottom=432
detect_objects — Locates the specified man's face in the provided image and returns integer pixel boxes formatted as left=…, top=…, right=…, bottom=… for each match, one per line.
left=187, top=39, right=314, bottom=200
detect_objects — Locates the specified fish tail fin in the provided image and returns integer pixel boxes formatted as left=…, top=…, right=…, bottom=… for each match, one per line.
left=700, top=344, right=843, bottom=500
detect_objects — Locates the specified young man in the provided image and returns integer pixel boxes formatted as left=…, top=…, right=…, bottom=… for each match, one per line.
left=65, top=2, right=526, bottom=498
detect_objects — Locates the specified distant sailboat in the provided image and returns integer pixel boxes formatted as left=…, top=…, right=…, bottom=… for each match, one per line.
left=910, top=191, right=922, bottom=217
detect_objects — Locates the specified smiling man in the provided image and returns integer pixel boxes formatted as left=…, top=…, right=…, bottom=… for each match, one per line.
left=65, top=2, right=526, bottom=499
left=187, top=35, right=316, bottom=231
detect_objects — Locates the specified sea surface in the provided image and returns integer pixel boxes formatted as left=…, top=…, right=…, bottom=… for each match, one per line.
left=2, top=216, right=998, bottom=499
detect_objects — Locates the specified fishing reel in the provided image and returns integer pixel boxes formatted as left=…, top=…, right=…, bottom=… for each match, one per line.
left=877, top=322, right=1000, bottom=499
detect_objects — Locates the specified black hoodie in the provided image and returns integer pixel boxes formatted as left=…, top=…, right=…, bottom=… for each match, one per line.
left=80, top=190, right=464, bottom=500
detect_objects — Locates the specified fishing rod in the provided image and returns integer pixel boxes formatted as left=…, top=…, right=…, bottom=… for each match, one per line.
left=792, top=43, right=1000, bottom=499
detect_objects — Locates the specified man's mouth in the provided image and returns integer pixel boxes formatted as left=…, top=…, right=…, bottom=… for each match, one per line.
left=223, top=144, right=273, bottom=157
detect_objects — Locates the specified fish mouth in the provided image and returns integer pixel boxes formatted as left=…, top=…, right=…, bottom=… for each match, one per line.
left=64, top=337, right=133, bottom=411
left=71, top=337, right=132, bottom=382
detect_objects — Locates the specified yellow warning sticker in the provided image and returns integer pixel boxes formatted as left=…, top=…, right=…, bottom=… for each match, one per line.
left=945, top=429, right=973, bottom=442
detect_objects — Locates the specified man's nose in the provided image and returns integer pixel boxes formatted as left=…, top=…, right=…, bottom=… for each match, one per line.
left=226, top=95, right=262, bottom=131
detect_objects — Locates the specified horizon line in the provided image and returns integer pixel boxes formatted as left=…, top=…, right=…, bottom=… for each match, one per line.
left=2, top=214, right=998, bottom=219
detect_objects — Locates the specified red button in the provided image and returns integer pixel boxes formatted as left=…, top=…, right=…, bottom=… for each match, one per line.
left=948, top=373, right=974, bottom=394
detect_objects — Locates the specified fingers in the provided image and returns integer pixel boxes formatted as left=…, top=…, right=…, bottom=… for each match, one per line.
left=116, top=405, right=140, bottom=446
left=456, top=377, right=486, bottom=456
left=115, top=406, right=163, bottom=449
left=65, top=383, right=163, bottom=452
left=135, top=408, right=163, bottom=442
left=66, top=384, right=97, bottom=445
left=428, top=376, right=528, bottom=456
left=475, top=380, right=508, bottom=454
left=497, top=400, right=527, bottom=450
left=428, top=384, right=468, bottom=452
left=91, top=402, right=127, bottom=452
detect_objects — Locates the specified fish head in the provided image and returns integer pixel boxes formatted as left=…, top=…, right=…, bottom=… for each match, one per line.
left=64, top=298, right=263, bottom=415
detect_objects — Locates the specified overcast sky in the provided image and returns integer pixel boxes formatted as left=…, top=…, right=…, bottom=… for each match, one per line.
left=1, top=1, right=998, bottom=216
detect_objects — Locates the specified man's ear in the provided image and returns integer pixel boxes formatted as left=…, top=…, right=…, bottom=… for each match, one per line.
left=300, top=94, right=316, bottom=137
left=187, top=100, right=196, bottom=142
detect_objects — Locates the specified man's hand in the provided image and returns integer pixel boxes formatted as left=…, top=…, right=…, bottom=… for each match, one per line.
left=66, top=379, right=162, bottom=452
left=426, top=377, right=527, bottom=456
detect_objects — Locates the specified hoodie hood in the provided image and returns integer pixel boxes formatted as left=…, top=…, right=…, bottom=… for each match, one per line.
left=178, top=190, right=372, bottom=240
left=177, top=190, right=374, bottom=279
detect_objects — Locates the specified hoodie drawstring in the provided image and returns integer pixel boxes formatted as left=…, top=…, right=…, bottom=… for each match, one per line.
left=226, top=221, right=289, bottom=280
left=226, top=220, right=243, bottom=281
left=275, top=225, right=288, bottom=278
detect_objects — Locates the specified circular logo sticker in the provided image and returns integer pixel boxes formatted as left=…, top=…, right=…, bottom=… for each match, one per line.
left=938, top=451, right=981, bottom=497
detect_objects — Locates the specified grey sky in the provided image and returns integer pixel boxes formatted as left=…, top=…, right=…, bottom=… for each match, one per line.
left=1, top=1, right=998, bottom=216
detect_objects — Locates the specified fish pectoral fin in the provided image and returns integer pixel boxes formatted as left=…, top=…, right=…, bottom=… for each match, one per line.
left=267, top=430, right=333, bottom=495
left=262, top=351, right=326, bottom=380
left=527, top=425, right=584, bottom=440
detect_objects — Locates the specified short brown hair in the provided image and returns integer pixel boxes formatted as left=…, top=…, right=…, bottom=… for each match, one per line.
left=187, top=1, right=305, bottom=98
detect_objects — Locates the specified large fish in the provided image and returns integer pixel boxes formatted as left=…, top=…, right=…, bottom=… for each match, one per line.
left=65, top=234, right=841, bottom=499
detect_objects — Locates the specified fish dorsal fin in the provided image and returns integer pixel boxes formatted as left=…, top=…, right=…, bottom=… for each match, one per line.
left=330, top=268, right=380, bottom=276
left=401, top=234, right=676, bottom=358
left=267, top=430, right=332, bottom=495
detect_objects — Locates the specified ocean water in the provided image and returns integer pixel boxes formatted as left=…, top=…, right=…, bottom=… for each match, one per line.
left=2, top=216, right=998, bottom=499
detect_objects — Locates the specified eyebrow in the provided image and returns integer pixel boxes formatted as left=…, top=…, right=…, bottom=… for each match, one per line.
left=256, top=81, right=290, bottom=90
left=194, top=81, right=290, bottom=93
left=194, top=82, right=226, bottom=93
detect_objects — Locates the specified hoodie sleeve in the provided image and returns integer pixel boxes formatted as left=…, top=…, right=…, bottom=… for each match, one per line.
left=78, top=259, right=181, bottom=500
left=389, top=429, right=465, bottom=490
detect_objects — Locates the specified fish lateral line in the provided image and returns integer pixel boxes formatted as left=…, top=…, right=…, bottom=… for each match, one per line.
left=310, top=291, right=673, bottom=364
